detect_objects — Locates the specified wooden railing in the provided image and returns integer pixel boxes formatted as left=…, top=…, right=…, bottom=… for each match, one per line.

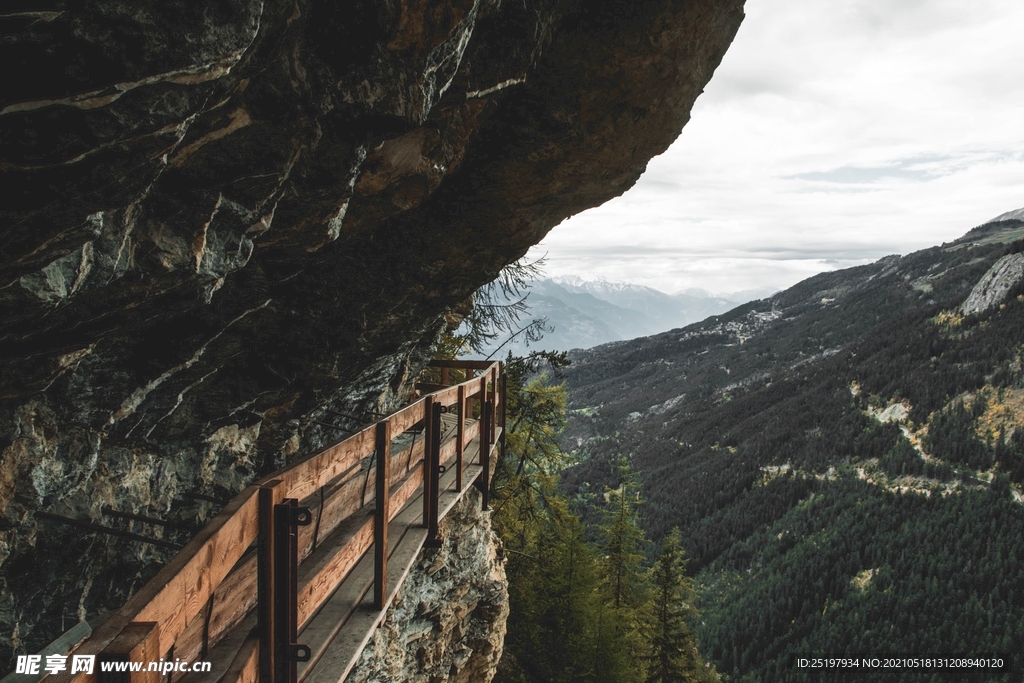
left=48, top=360, right=504, bottom=683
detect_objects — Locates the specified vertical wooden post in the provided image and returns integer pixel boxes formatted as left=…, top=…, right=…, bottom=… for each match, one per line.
left=456, top=385, right=466, bottom=492
left=272, top=501, right=294, bottom=683
left=440, top=366, right=450, bottom=386
left=477, top=399, right=492, bottom=510
left=272, top=499, right=311, bottom=683
left=422, top=396, right=434, bottom=528
left=374, top=420, right=391, bottom=609
left=259, top=481, right=310, bottom=683
left=500, top=366, right=507, bottom=468
left=489, top=367, right=497, bottom=445
left=97, top=622, right=160, bottom=683
left=425, top=402, right=443, bottom=547
left=500, top=366, right=507, bottom=436
left=258, top=481, right=284, bottom=683
left=478, top=376, right=487, bottom=422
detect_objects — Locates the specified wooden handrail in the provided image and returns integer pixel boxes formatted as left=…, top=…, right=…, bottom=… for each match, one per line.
left=55, top=360, right=502, bottom=683
left=426, top=359, right=497, bottom=370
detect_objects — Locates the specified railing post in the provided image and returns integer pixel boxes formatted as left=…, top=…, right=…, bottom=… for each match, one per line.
left=440, top=366, right=450, bottom=386
left=478, top=375, right=487, bottom=422
left=422, top=396, right=434, bottom=528
left=271, top=500, right=291, bottom=683
left=258, top=481, right=311, bottom=683
left=489, top=366, right=497, bottom=445
left=425, top=402, right=443, bottom=547
left=500, top=365, right=507, bottom=465
left=258, top=481, right=283, bottom=683
left=500, top=365, right=507, bottom=437
left=456, top=385, right=466, bottom=492
left=477, top=399, right=492, bottom=510
left=374, top=420, right=390, bottom=609
left=273, top=500, right=312, bottom=683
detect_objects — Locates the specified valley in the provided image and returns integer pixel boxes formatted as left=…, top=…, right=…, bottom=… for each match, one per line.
left=557, top=216, right=1024, bottom=681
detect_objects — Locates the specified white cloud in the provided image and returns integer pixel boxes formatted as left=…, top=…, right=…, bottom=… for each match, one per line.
left=531, top=0, right=1024, bottom=294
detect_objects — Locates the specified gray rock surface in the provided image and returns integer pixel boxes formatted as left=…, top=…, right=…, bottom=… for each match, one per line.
left=961, top=253, right=1024, bottom=315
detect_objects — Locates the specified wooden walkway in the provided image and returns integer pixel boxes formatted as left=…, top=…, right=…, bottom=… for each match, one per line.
left=46, top=360, right=504, bottom=683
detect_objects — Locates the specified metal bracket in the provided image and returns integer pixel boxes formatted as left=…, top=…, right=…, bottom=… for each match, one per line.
left=288, top=507, right=312, bottom=527
left=290, top=644, right=311, bottom=663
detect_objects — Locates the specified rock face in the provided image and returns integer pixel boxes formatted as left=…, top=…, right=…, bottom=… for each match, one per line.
left=961, top=253, right=1024, bottom=315
left=348, top=487, right=508, bottom=683
left=0, top=0, right=745, bottom=668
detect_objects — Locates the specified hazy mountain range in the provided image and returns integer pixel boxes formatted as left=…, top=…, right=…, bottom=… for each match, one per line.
left=480, top=276, right=778, bottom=357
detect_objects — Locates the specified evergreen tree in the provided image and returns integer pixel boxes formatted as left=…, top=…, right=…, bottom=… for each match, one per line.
left=646, top=528, right=717, bottom=683
left=494, top=375, right=648, bottom=683
left=593, top=457, right=651, bottom=683
left=600, top=457, right=648, bottom=611
left=592, top=595, right=644, bottom=683
left=533, top=498, right=602, bottom=683
left=490, top=366, right=603, bottom=683
left=491, top=352, right=571, bottom=557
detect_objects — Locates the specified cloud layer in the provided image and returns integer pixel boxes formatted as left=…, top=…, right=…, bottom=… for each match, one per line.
left=529, top=0, right=1024, bottom=294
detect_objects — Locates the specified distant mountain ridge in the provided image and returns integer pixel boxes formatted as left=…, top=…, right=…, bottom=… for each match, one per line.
left=551, top=275, right=777, bottom=306
left=986, top=205, right=1024, bottom=223
left=476, top=276, right=779, bottom=357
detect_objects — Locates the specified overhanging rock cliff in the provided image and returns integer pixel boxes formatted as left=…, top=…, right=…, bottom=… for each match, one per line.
left=0, top=0, right=744, bottom=669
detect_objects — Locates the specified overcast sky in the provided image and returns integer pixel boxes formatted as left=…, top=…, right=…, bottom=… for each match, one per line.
left=526, top=0, right=1024, bottom=296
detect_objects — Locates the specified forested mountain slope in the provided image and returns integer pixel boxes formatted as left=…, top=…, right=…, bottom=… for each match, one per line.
left=560, top=217, right=1024, bottom=681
